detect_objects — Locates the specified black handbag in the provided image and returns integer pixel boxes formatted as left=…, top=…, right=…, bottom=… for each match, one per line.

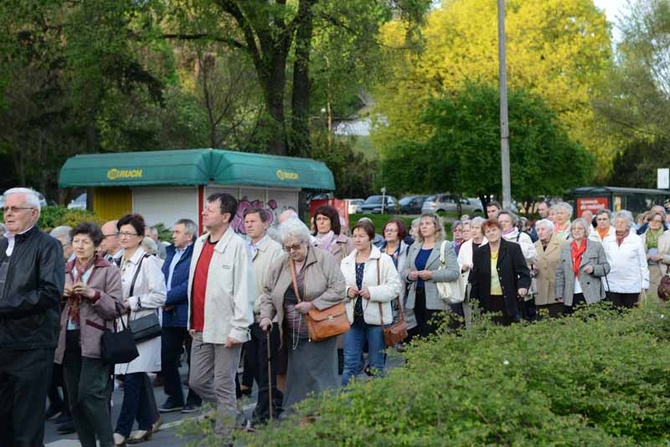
left=126, top=253, right=162, bottom=343
left=101, top=315, right=139, bottom=365
left=129, top=311, right=162, bottom=342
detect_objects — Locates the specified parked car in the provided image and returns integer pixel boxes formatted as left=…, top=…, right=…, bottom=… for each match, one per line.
left=399, top=195, right=428, bottom=214
left=356, top=195, right=399, bottom=214
left=346, top=198, right=365, bottom=215
left=421, top=193, right=483, bottom=215
left=67, top=193, right=87, bottom=210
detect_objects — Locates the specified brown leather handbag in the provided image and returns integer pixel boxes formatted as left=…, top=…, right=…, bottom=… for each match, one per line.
left=290, top=258, right=349, bottom=342
left=375, top=261, right=408, bottom=347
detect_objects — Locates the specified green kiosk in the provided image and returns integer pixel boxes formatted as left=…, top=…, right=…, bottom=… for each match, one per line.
left=58, top=148, right=334, bottom=232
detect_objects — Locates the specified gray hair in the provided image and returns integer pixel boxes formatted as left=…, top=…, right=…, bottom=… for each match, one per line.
left=3, top=187, right=41, bottom=217
left=147, top=226, right=159, bottom=238
left=571, top=218, right=591, bottom=236
left=595, top=209, right=612, bottom=220
left=141, top=237, right=158, bottom=255
left=497, top=210, right=518, bottom=225
left=175, top=218, right=198, bottom=240
left=50, top=226, right=73, bottom=243
left=411, top=217, right=421, bottom=229
left=277, top=218, right=311, bottom=244
left=471, top=216, right=486, bottom=227
left=536, top=219, right=555, bottom=233
left=612, top=210, right=635, bottom=229
left=553, top=202, right=574, bottom=219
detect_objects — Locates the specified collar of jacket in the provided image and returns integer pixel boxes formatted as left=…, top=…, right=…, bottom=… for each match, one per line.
left=199, top=226, right=235, bottom=252
left=65, top=254, right=111, bottom=274
left=14, top=225, right=40, bottom=242
left=343, top=245, right=382, bottom=264
left=166, top=242, right=194, bottom=260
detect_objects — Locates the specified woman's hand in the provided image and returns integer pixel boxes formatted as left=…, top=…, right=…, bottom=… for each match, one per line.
left=408, top=270, right=419, bottom=281
left=295, top=301, right=314, bottom=314
left=582, top=265, right=594, bottom=274
left=518, top=288, right=528, bottom=297
left=63, top=284, right=74, bottom=298
left=359, top=287, right=371, bottom=300
left=123, top=301, right=131, bottom=313
left=260, top=318, right=273, bottom=331
left=347, top=287, right=359, bottom=298
left=418, top=270, right=433, bottom=281
left=73, top=282, right=95, bottom=299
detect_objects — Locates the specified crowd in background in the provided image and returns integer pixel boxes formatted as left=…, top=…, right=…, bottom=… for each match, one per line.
left=2, top=187, right=669, bottom=447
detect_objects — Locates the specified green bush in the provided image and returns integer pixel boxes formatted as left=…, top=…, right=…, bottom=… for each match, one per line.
left=37, top=206, right=100, bottom=231
left=222, top=303, right=670, bottom=446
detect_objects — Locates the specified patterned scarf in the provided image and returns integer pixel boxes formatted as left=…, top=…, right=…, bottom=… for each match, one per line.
left=570, top=239, right=587, bottom=277
left=645, top=228, right=663, bottom=250
left=67, top=257, right=95, bottom=327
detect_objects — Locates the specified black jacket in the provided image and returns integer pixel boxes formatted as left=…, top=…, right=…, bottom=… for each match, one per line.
left=0, top=226, right=65, bottom=349
left=469, top=239, right=531, bottom=320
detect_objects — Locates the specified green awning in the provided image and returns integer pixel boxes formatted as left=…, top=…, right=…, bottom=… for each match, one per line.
left=59, top=149, right=334, bottom=190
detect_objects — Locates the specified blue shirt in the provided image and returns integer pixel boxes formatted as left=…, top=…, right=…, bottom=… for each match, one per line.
left=415, top=248, right=433, bottom=289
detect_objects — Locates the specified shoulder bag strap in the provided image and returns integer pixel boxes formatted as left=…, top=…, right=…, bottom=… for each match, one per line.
left=129, top=253, right=149, bottom=297
left=439, top=240, right=447, bottom=267
left=289, top=258, right=302, bottom=303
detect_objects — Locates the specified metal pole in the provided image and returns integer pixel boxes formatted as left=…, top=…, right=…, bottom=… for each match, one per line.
left=498, top=0, right=511, bottom=210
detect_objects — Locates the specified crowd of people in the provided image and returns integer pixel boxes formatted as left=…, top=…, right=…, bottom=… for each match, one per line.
left=1, top=186, right=669, bottom=447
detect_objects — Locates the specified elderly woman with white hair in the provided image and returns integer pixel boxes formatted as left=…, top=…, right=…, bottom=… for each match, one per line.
left=532, top=219, right=565, bottom=318
left=552, top=202, right=573, bottom=241
left=555, top=218, right=610, bottom=314
left=259, top=218, right=346, bottom=409
left=601, top=210, right=650, bottom=308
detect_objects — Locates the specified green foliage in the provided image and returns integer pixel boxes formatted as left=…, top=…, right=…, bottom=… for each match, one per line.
left=225, top=302, right=670, bottom=446
left=380, top=83, right=595, bottom=201
left=36, top=206, right=100, bottom=232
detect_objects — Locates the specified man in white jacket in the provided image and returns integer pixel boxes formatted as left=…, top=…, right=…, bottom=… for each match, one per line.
left=187, top=193, right=254, bottom=438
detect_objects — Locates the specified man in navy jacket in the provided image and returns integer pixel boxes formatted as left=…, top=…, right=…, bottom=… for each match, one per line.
left=159, top=219, right=202, bottom=413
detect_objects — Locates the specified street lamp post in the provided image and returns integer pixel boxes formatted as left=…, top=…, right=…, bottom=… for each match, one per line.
left=498, top=0, right=512, bottom=210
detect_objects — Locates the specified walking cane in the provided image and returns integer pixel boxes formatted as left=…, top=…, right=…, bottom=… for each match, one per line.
left=267, top=329, right=273, bottom=423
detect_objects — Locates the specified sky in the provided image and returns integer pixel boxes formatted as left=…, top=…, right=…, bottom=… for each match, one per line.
left=593, top=0, right=630, bottom=37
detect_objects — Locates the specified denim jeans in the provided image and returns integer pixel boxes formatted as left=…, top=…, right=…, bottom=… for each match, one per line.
left=114, top=373, right=154, bottom=437
left=341, top=321, right=385, bottom=386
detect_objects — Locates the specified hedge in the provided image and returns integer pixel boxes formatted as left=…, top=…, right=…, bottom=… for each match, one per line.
left=209, top=302, right=670, bottom=446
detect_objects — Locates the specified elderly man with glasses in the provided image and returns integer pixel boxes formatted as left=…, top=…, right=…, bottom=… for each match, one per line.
left=0, top=187, right=65, bottom=447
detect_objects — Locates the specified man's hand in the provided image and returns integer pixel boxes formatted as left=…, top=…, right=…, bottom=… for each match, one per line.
left=225, top=336, right=242, bottom=348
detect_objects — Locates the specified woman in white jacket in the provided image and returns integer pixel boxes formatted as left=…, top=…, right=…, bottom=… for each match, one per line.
left=602, top=210, right=649, bottom=308
left=113, top=214, right=167, bottom=446
left=340, top=221, right=401, bottom=386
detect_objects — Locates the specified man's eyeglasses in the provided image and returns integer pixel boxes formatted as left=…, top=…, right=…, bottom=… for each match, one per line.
left=2, top=206, right=34, bottom=214
left=283, top=243, right=303, bottom=253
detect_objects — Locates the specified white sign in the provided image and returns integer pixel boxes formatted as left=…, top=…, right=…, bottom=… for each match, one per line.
left=658, top=168, right=669, bottom=189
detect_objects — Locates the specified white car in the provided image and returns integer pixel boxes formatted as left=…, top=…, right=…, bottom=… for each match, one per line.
left=346, top=198, right=364, bottom=215
left=67, top=193, right=87, bottom=210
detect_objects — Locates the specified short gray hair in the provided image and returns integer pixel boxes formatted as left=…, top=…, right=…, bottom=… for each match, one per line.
left=497, top=210, right=518, bottom=225
left=536, top=219, right=555, bottom=233
left=3, top=187, right=41, bottom=217
left=50, top=226, right=73, bottom=243
left=553, top=202, right=574, bottom=219
left=141, top=237, right=158, bottom=255
left=471, top=216, right=486, bottom=227
left=277, top=218, right=311, bottom=244
left=571, top=218, right=591, bottom=236
left=612, top=210, right=635, bottom=229
left=175, top=218, right=198, bottom=239
left=147, top=226, right=159, bottom=237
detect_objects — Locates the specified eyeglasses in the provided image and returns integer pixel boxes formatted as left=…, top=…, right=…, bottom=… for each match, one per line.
left=283, top=243, right=303, bottom=252
left=2, top=206, right=34, bottom=213
left=118, top=232, right=139, bottom=238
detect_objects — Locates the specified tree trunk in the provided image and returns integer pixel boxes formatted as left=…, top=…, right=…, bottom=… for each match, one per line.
left=289, top=0, right=314, bottom=157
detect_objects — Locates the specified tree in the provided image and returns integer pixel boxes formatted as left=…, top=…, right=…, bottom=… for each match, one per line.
left=374, top=0, right=613, bottom=177
left=380, top=83, right=595, bottom=205
left=162, top=0, right=430, bottom=156
left=596, top=0, right=670, bottom=183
